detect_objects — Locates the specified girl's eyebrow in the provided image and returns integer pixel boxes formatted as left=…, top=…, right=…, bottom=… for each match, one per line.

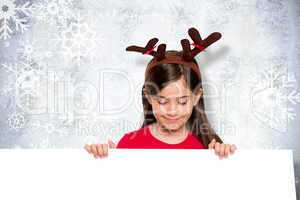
left=158, top=95, right=189, bottom=99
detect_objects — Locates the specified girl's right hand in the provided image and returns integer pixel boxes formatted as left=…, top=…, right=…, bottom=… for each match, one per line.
left=84, top=139, right=116, bottom=159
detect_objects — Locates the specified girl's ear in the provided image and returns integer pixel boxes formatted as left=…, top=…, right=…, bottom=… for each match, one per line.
left=193, top=88, right=203, bottom=106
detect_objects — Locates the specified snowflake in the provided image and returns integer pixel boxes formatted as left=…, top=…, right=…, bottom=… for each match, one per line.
left=15, top=89, right=39, bottom=113
left=55, top=13, right=98, bottom=66
left=17, top=39, right=54, bottom=65
left=250, top=64, right=300, bottom=133
left=32, top=0, right=76, bottom=26
left=1, top=56, right=47, bottom=114
left=0, top=0, right=33, bottom=40
left=1, top=57, right=45, bottom=91
left=7, top=112, right=26, bottom=130
left=16, top=67, right=41, bottom=91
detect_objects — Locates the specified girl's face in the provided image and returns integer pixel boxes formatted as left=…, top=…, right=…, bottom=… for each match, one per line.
left=145, top=75, right=202, bottom=132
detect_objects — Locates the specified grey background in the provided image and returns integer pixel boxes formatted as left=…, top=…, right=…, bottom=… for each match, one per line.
left=0, top=0, right=299, bottom=197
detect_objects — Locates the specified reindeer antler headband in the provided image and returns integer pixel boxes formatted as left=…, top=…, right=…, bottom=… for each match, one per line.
left=126, top=27, right=222, bottom=79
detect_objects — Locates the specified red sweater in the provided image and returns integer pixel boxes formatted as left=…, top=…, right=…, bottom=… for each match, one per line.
left=116, top=125, right=206, bottom=149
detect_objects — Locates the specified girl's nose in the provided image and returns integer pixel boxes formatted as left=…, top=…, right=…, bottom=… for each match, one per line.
left=165, top=101, right=178, bottom=115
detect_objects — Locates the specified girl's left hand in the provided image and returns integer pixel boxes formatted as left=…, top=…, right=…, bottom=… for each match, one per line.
left=208, top=139, right=237, bottom=159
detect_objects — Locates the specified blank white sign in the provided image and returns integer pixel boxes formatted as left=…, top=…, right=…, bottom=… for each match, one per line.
left=0, top=149, right=296, bottom=200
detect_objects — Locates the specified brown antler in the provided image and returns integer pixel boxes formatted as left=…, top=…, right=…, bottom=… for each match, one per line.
left=181, top=27, right=222, bottom=61
left=126, top=38, right=166, bottom=61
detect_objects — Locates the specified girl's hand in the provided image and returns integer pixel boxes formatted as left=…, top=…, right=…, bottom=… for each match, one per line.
left=208, top=139, right=236, bottom=159
left=84, top=139, right=116, bottom=159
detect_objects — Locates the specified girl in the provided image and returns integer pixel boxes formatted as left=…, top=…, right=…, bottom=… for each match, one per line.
left=84, top=27, right=236, bottom=159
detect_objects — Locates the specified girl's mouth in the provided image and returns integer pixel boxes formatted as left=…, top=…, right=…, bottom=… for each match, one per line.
left=165, top=117, right=181, bottom=122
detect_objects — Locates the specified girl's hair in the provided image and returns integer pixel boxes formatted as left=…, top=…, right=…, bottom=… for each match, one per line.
left=140, top=63, right=223, bottom=148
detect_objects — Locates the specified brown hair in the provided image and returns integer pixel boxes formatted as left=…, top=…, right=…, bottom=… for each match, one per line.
left=140, top=62, right=223, bottom=148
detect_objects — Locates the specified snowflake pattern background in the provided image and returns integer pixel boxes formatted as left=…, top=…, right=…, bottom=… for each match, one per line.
left=0, top=0, right=300, bottom=195
left=0, top=0, right=33, bottom=40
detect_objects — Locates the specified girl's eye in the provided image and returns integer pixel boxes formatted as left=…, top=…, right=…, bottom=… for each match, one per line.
left=178, top=98, right=188, bottom=105
left=157, top=98, right=168, bottom=105
left=178, top=101, right=187, bottom=105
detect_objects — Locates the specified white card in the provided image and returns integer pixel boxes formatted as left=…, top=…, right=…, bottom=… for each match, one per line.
left=0, top=149, right=296, bottom=200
